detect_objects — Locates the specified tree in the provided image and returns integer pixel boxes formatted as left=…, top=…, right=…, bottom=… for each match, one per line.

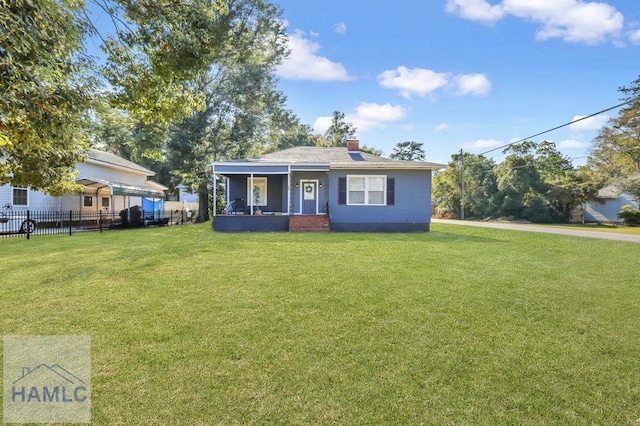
left=619, top=175, right=640, bottom=202
left=1, top=0, right=94, bottom=194
left=1, top=0, right=232, bottom=193
left=587, top=75, right=640, bottom=183
left=390, top=141, right=425, bottom=161
left=166, top=0, right=289, bottom=222
left=323, top=111, right=357, bottom=147
left=432, top=152, right=497, bottom=218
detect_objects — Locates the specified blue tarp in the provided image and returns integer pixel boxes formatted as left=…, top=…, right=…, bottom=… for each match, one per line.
left=142, top=198, right=164, bottom=216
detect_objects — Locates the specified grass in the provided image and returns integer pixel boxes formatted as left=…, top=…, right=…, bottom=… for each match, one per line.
left=2, top=223, right=640, bottom=424
left=528, top=222, right=640, bottom=234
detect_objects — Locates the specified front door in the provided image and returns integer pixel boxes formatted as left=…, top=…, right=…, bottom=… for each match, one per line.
left=301, top=181, right=317, bottom=214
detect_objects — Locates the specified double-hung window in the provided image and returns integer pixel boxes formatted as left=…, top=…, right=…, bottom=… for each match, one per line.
left=347, top=175, right=386, bottom=206
left=12, top=187, right=28, bottom=206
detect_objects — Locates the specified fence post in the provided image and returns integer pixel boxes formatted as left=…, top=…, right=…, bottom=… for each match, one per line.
left=69, top=211, right=72, bottom=236
left=26, top=210, right=31, bottom=240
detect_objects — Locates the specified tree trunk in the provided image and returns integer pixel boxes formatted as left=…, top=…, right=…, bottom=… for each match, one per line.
left=197, top=181, right=209, bottom=222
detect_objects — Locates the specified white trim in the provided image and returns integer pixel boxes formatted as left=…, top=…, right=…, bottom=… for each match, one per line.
left=84, top=158, right=153, bottom=177
left=11, top=187, right=29, bottom=207
left=347, top=175, right=387, bottom=206
left=299, top=179, right=319, bottom=214
left=287, top=166, right=291, bottom=215
left=247, top=176, right=267, bottom=208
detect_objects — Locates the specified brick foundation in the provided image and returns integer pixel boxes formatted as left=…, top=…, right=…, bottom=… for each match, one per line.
left=289, top=215, right=330, bottom=232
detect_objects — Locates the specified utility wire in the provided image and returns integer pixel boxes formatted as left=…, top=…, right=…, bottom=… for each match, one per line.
left=476, top=100, right=633, bottom=156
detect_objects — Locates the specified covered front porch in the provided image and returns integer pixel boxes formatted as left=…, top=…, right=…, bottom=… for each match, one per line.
left=212, top=162, right=329, bottom=232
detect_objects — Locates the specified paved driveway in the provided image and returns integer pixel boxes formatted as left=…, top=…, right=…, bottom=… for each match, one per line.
left=431, top=218, right=640, bottom=243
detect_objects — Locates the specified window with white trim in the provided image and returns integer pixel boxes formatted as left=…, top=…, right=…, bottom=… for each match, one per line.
left=246, top=177, right=267, bottom=206
left=347, top=175, right=386, bottom=205
left=83, top=196, right=93, bottom=207
left=12, top=187, right=28, bottom=206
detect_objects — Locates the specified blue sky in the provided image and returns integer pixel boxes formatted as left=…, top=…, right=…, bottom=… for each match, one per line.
left=273, top=0, right=640, bottom=164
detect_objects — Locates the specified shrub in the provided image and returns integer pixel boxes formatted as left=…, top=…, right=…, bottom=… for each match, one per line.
left=618, top=205, right=640, bottom=226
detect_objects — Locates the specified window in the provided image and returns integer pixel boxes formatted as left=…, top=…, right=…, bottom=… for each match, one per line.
left=246, top=177, right=267, bottom=206
left=101, top=197, right=110, bottom=208
left=83, top=196, right=93, bottom=207
left=12, top=187, right=28, bottom=206
left=347, top=175, right=386, bottom=205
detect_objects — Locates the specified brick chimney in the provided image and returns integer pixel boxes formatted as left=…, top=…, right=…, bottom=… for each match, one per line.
left=347, top=138, right=359, bottom=152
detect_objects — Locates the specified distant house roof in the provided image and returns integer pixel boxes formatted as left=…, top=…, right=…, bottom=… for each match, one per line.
left=218, top=146, right=445, bottom=170
left=597, top=184, right=621, bottom=199
left=87, top=149, right=155, bottom=175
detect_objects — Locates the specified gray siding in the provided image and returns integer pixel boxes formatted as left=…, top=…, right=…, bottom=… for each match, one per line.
left=584, top=194, right=639, bottom=223
left=328, top=170, right=431, bottom=226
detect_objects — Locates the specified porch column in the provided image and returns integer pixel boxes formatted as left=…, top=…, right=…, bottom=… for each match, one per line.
left=287, top=167, right=291, bottom=215
left=212, top=172, right=217, bottom=217
left=249, top=174, right=254, bottom=215
left=225, top=177, right=229, bottom=210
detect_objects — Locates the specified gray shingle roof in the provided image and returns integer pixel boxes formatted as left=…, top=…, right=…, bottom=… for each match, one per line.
left=87, top=149, right=154, bottom=175
left=238, top=146, right=444, bottom=169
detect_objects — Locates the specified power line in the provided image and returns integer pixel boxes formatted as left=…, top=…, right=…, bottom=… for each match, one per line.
left=477, top=100, right=633, bottom=156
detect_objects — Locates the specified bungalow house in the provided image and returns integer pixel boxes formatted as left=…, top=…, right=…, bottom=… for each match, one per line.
left=211, top=139, right=445, bottom=232
left=0, top=149, right=166, bottom=232
left=584, top=183, right=639, bottom=223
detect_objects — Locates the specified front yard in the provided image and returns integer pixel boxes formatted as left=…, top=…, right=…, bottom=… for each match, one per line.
left=2, top=223, right=640, bottom=424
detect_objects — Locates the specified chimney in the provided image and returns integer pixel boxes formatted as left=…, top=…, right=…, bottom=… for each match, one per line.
left=347, top=138, right=359, bottom=152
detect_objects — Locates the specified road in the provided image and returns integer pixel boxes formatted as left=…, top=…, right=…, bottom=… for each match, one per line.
left=431, top=218, right=640, bottom=243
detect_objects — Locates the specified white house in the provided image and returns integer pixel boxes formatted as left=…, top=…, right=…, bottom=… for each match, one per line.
left=1, top=150, right=166, bottom=231
left=584, top=183, right=639, bottom=223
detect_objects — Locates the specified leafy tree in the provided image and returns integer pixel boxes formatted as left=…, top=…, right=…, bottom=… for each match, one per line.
left=1, top=0, right=233, bottom=193
left=166, top=0, right=289, bottom=222
left=390, top=141, right=425, bottom=161
left=619, top=175, right=640, bottom=202
left=587, top=75, right=640, bottom=183
left=265, top=109, right=318, bottom=151
left=495, top=142, right=547, bottom=219
left=323, top=111, right=357, bottom=147
left=1, top=0, right=94, bottom=194
left=433, top=152, right=497, bottom=218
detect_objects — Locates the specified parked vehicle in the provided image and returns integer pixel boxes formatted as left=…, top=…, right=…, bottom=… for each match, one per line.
left=0, top=204, right=37, bottom=234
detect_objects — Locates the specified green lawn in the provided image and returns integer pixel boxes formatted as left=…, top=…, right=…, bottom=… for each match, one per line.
left=529, top=222, right=640, bottom=234
left=2, top=223, right=640, bottom=424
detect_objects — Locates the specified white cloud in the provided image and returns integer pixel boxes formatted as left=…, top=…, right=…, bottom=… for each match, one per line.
left=377, top=66, right=450, bottom=99
left=276, top=30, right=353, bottom=81
left=452, top=73, right=492, bottom=96
left=557, top=139, right=590, bottom=149
left=434, top=122, right=450, bottom=132
left=378, top=66, right=492, bottom=99
left=334, top=22, right=347, bottom=35
left=446, top=0, right=625, bottom=44
left=313, top=103, right=407, bottom=134
left=349, top=103, right=407, bottom=132
left=445, top=0, right=505, bottom=25
left=569, top=114, right=610, bottom=131
left=629, top=28, right=640, bottom=44
left=462, top=139, right=504, bottom=152
left=313, top=116, right=333, bottom=134
left=309, top=30, right=320, bottom=37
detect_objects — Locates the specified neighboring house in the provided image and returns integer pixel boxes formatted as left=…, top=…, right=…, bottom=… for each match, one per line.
left=0, top=149, right=166, bottom=231
left=176, top=184, right=199, bottom=203
left=584, top=183, right=639, bottom=223
left=211, top=139, right=445, bottom=232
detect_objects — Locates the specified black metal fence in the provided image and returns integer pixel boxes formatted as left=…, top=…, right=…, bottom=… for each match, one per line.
left=0, top=208, right=198, bottom=240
